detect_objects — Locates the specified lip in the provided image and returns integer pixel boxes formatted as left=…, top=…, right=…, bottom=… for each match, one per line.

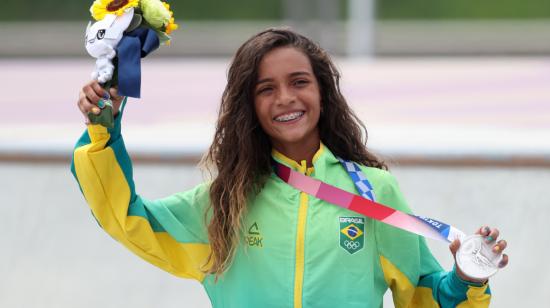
left=272, top=110, right=305, bottom=124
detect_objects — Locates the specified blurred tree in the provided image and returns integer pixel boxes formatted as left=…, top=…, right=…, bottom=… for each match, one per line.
left=179, top=0, right=282, bottom=20
left=1, top=0, right=549, bottom=21
left=378, top=0, right=550, bottom=20
left=0, top=0, right=88, bottom=20
left=0, top=0, right=282, bottom=21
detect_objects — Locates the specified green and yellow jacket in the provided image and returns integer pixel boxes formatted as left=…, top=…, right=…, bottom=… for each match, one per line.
left=71, top=109, right=491, bottom=308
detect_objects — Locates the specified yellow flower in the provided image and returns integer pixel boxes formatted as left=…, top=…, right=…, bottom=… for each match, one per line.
left=162, top=2, right=178, bottom=34
left=163, top=3, right=178, bottom=34
left=165, top=17, right=178, bottom=34
left=90, top=0, right=139, bottom=21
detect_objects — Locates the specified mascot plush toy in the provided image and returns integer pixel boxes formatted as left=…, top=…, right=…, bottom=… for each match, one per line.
left=85, top=9, right=134, bottom=84
left=84, top=0, right=177, bottom=127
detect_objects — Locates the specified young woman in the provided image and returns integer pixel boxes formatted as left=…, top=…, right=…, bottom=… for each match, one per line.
left=73, top=28, right=508, bottom=307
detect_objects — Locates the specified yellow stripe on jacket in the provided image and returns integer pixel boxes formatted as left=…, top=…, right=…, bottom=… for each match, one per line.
left=73, top=124, right=210, bottom=281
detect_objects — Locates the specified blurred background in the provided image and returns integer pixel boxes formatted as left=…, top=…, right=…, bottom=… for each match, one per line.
left=1, top=0, right=549, bottom=307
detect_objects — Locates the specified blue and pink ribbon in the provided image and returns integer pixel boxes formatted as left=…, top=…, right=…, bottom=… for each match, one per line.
left=273, top=160, right=465, bottom=243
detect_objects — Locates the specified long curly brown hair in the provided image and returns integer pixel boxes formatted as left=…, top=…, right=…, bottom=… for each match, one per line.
left=202, top=28, right=387, bottom=278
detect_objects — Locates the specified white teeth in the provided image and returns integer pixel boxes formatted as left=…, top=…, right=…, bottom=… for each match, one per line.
left=274, top=111, right=304, bottom=122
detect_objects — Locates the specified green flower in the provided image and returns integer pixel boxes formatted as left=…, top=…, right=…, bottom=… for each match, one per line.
left=140, top=0, right=171, bottom=29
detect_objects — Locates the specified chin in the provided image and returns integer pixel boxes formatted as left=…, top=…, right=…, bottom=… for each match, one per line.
left=275, top=130, right=315, bottom=145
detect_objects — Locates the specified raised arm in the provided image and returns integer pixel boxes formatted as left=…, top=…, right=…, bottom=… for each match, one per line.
left=71, top=81, right=211, bottom=281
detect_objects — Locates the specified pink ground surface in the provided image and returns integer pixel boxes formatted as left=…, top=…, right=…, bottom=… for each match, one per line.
left=2, top=57, right=549, bottom=127
left=1, top=57, right=549, bottom=158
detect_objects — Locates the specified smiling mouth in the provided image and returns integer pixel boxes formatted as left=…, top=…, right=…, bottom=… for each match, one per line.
left=274, top=111, right=304, bottom=123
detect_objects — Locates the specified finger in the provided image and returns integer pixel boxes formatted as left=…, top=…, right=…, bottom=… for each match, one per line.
left=109, top=87, right=125, bottom=108
left=77, top=93, right=87, bottom=114
left=493, top=239, right=507, bottom=253
left=77, top=98, right=89, bottom=123
left=498, top=254, right=509, bottom=268
left=109, top=87, right=121, bottom=100
left=109, top=87, right=124, bottom=116
left=83, top=85, right=103, bottom=105
left=83, top=114, right=90, bottom=125
left=485, top=228, right=500, bottom=243
left=91, top=81, right=110, bottom=100
left=449, top=239, right=460, bottom=258
left=78, top=93, right=101, bottom=115
left=476, top=226, right=491, bottom=236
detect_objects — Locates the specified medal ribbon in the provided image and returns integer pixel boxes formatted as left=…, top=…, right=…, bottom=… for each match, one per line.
left=273, top=159, right=465, bottom=243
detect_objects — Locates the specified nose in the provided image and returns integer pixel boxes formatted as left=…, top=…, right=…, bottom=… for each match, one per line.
left=275, top=85, right=295, bottom=106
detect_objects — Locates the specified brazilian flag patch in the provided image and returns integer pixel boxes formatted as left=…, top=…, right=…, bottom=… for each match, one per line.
left=339, top=216, right=365, bottom=254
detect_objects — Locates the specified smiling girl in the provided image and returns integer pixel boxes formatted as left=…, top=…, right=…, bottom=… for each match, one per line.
left=73, top=28, right=508, bottom=307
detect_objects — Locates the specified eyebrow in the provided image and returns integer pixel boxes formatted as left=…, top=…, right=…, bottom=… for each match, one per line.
left=256, top=71, right=312, bottom=86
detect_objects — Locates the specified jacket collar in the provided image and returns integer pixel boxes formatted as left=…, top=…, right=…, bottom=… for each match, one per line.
left=271, top=142, right=340, bottom=176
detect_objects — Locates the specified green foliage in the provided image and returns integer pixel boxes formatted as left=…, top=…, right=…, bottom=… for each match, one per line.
left=377, top=0, right=550, bottom=20
left=0, top=0, right=89, bottom=21
left=178, top=0, right=282, bottom=20
left=1, top=0, right=549, bottom=21
left=0, top=0, right=282, bottom=21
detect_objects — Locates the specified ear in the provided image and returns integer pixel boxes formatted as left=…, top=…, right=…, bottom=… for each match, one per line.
left=103, top=14, right=117, bottom=27
left=114, top=8, right=134, bottom=32
left=105, top=8, right=134, bottom=38
left=85, top=21, right=92, bottom=36
left=119, top=7, right=135, bottom=29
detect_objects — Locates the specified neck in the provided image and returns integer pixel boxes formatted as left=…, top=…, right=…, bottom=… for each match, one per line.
left=272, top=138, right=321, bottom=168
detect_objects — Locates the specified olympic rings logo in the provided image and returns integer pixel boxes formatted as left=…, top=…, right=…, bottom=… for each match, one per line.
left=344, top=240, right=360, bottom=250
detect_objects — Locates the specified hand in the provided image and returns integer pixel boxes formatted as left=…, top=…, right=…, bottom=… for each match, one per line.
left=78, top=80, right=124, bottom=124
left=449, top=226, right=509, bottom=284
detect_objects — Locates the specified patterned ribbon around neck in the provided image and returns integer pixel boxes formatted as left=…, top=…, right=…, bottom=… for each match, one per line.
left=273, top=158, right=465, bottom=243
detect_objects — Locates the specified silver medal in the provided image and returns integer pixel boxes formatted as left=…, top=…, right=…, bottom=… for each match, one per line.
left=456, top=235, right=502, bottom=280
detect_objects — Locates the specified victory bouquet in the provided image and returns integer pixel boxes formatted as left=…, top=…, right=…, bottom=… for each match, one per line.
left=84, top=0, right=178, bottom=127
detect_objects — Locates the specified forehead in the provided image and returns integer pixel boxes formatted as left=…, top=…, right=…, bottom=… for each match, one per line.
left=257, top=47, right=313, bottom=78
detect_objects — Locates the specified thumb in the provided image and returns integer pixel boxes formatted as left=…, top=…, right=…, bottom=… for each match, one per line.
left=109, top=87, right=122, bottom=101
left=449, top=239, right=461, bottom=259
left=108, top=87, right=124, bottom=116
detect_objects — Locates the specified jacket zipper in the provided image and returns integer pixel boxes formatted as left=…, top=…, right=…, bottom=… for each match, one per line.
left=293, top=160, right=311, bottom=308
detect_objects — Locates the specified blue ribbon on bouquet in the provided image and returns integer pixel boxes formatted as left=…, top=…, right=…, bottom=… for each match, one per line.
left=116, top=27, right=160, bottom=98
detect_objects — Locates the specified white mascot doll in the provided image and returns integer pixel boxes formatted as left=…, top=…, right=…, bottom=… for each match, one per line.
left=85, top=8, right=134, bottom=84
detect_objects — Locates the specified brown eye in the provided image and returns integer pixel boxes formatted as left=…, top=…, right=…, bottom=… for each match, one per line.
left=293, top=79, right=309, bottom=87
left=257, top=87, right=273, bottom=95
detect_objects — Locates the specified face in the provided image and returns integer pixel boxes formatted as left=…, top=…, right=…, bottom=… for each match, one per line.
left=254, top=47, right=321, bottom=152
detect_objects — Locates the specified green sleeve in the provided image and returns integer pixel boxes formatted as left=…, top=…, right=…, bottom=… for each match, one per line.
left=71, top=100, right=211, bottom=281
left=373, top=170, right=491, bottom=307
left=417, top=266, right=491, bottom=307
